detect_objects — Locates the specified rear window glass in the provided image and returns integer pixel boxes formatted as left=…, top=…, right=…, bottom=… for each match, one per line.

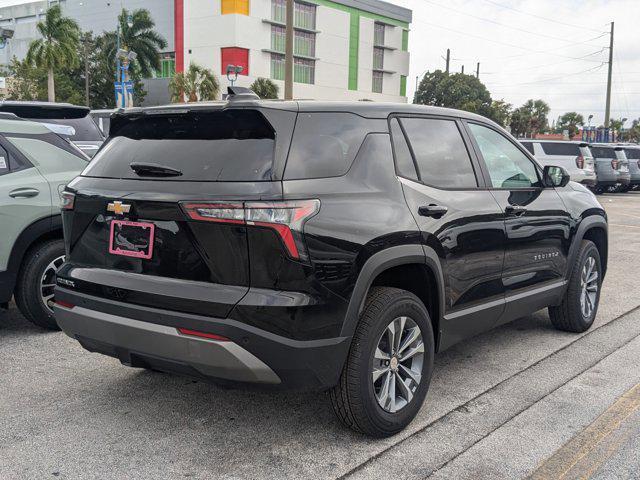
left=284, top=112, right=376, bottom=180
left=520, top=142, right=534, bottom=154
left=590, top=147, right=616, bottom=159
left=624, top=148, right=640, bottom=160
left=35, top=117, right=104, bottom=142
left=81, top=110, right=276, bottom=182
left=540, top=143, right=581, bottom=156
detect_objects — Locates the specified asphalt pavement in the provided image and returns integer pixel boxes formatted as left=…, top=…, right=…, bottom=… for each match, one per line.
left=1, top=191, right=640, bottom=479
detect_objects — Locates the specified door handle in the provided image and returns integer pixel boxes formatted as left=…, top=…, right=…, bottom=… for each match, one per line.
left=9, top=188, right=39, bottom=198
left=418, top=204, right=448, bottom=218
left=505, top=205, right=527, bottom=216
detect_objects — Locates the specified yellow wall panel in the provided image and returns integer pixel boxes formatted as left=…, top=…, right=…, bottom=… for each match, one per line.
left=221, top=0, right=249, bottom=15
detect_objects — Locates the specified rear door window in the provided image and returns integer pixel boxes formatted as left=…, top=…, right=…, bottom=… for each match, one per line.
left=540, top=143, right=581, bottom=156
left=81, top=110, right=276, bottom=181
left=590, top=147, right=616, bottom=159
left=624, top=148, right=640, bottom=160
left=520, top=142, right=534, bottom=155
left=400, top=117, right=477, bottom=188
left=284, top=112, right=376, bottom=180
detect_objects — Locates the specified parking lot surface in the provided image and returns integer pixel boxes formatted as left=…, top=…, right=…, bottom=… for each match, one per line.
left=2, top=192, right=640, bottom=479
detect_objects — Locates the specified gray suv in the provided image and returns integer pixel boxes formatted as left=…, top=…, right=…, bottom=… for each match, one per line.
left=617, top=144, right=640, bottom=191
left=590, top=144, right=630, bottom=193
left=519, top=140, right=596, bottom=186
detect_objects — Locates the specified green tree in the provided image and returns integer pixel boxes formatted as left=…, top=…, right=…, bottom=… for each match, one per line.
left=250, top=77, right=279, bottom=99
left=509, top=99, right=550, bottom=138
left=557, top=112, right=584, bottom=139
left=414, top=70, right=493, bottom=118
left=102, top=8, right=167, bottom=78
left=169, top=62, right=220, bottom=103
left=25, top=4, right=80, bottom=102
left=488, top=99, right=512, bottom=127
left=627, top=119, right=640, bottom=142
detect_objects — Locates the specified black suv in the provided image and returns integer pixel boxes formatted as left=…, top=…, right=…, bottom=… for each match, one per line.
left=54, top=89, right=607, bottom=437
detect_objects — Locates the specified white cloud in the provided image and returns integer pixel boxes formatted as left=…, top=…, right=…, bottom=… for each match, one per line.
left=396, top=0, right=639, bottom=127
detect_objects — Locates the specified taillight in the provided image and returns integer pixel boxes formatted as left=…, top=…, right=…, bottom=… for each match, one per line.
left=60, top=191, right=75, bottom=210
left=181, top=199, right=320, bottom=261
left=611, top=159, right=618, bottom=170
left=575, top=156, right=584, bottom=169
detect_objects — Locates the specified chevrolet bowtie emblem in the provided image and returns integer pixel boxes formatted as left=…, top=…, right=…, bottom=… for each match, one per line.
left=107, top=201, right=131, bottom=215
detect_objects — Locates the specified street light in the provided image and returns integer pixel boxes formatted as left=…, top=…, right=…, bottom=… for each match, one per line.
left=226, top=64, right=243, bottom=87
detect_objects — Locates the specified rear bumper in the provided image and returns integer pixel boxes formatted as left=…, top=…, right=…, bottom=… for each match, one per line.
left=54, top=287, right=351, bottom=390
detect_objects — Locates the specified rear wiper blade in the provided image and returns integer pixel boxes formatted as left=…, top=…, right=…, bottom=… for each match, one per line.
left=130, top=162, right=182, bottom=177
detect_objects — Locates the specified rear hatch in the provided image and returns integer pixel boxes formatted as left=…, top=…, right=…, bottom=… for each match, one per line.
left=539, top=142, right=594, bottom=171
left=59, top=107, right=295, bottom=318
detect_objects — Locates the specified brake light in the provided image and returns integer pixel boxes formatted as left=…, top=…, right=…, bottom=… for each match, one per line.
left=611, top=159, right=618, bottom=169
left=60, top=191, right=75, bottom=211
left=181, top=199, right=320, bottom=261
left=177, top=328, right=230, bottom=341
left=575, top=156, right=584, bottom=169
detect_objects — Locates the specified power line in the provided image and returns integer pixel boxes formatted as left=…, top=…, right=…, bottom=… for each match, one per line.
left=486, top=64, right=607, bottom=87
left=480, top=0, right=604, bottom=33
left=480, top=50, right=607, bottom=75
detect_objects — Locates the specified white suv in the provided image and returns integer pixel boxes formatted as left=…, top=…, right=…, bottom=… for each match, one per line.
left=520, top=140, right=596, bottom=186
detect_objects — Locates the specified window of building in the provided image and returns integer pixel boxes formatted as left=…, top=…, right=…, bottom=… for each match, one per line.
left=271, top=25, right=286, bottom=52
left=271, top=0, right=316, bottom=29
left=294, top=58, right=315, bottom=84
left=271, top=26, right=315, bottom=57
left=400, top=118, right=478, bottom=189
left=400, top=75, right=407, bottom=97
left=372, top=71, right=383, bottom=93
left=155, top=52, right=175, bottom=78
left=271, top=53, right=285, bottom=81
left=221, top=0, right=249, bottom=15
left=373, top=47, right=384, bottom=70
left=221, top=47, right=249, bottom=76
left=374, top=23, right=385, bottom=46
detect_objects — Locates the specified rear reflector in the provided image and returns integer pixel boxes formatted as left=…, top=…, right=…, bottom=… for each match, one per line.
left=177, top=328, right=230, bottom=342
left=54, top=300, right=75, bottom=309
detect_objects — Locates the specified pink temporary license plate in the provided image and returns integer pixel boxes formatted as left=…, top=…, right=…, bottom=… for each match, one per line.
left=109, top=220, right=155, bottom=259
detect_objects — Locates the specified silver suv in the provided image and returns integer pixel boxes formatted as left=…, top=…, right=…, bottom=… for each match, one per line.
left=519, top=140, right=596, bottom=186
left=590, top=144, right=630, bottom=193
left=617, top=144, right=640, bottom=191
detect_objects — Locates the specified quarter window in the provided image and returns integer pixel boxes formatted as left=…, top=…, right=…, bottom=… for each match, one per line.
left=0, top=146, right=9, bottom=175
left=390, top=118, right=417, bottom=181
left=468, top=123, right=541, bottom=189
left=400, top=117, right=477, bottom=188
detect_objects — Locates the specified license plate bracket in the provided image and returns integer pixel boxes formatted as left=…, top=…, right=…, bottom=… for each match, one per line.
left=109, top=220, right=155, bottom=259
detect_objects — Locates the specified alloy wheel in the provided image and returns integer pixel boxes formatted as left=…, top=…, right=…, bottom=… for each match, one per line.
left=40, top=255, right=65, bottom=314
left=372, top=316, right=424, bottom=413
left=580, top=256, right=598, bottom=319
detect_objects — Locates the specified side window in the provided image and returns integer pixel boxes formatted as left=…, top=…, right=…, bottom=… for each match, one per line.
left=389, top=118, right=418, bottom=181
left=0, top=146, right=9, bottom=176
left=468, top=123, right=541, bottom=189
left=400, top=117, right=477, bottom=188
left=284, top=112, right=375, bottom=180
left=5, top=136, right=88, bottom=174
left=520, top=142, right=534, bottom=155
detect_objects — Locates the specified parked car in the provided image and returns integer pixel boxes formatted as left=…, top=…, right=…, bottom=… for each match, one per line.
left=590, top=143, right=630, bottom=193
left=90, top=109, right=115, bottom=137
left=0, top=101, right=104, bottom=158
left=519, top=140, right=596, bottom=186
left=0, top=116, right=89, bottom=328
left=617, top=144, right=640, bottom=191
left=54, top=90, right=608, bottom=437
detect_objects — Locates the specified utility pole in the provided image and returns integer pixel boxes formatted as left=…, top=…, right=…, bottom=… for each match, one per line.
left=476, top=62, right=480, bottom=79
left=284, top=0, right=294, bottom=100
left=83, top=34, right=90, bottom=107
left=445, top=48, right=450, bottom=74
left=604, top=21, right=614, bottom=127
left=461, top=65, right=464, bottom=74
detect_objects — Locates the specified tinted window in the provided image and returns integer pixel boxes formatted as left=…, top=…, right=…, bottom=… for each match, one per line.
left=468, top=123, right=541, bottom=189
left=590, top=147, right=616, bottom=159
left=390, top=118, right=417, bottom=181
left=284, top=112, right=374, bottom=180
left=520, top=142, right=534, bottom=154
left=623, top=148, right=640, bottom=160
left=400, top=117, right=477, bottom=188
left=82, top=110, right=276, bottom=182
left=0, top=145, right=9, bottom=175
left=6, top=136, right=88, bottom=174
left=28, top=116, right=104, bottom=141
left=540, top=143, right=581, bottom=156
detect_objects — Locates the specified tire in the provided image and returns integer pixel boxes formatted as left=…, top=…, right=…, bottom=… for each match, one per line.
left=14, top=239, right=65, bottom=330
left=549, top=240, right=601, bottom=333
left=330, top=287, right=435, bottom=437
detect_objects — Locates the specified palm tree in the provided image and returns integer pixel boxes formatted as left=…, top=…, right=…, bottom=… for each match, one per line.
left=26, top=5, right=80, bottom=102
left=557, top=112, right=584, bottom=139
left=250, top=77, right=279, bottom=99
left=169, top=63, right=220, bottom=103
left=103, top=8, right=167, bottom=78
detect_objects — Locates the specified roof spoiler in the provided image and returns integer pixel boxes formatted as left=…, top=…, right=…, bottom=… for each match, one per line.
left=227, top=86, right=260, bottom=101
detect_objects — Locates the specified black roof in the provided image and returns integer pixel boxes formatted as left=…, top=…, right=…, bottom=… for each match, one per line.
left=0, top=101, right=90, bottom=119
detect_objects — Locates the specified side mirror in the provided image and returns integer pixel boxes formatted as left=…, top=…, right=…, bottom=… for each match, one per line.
left=543, top=165, right=570, bottom=188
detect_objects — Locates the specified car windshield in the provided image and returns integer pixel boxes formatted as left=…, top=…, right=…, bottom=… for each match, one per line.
left=29, top=117, right=104, bottom=142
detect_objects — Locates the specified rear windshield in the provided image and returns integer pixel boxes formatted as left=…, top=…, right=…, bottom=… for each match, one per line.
left=540, top=143, right=580, bottom=156
left=34, top=117, right=104, bottom=142
left=590, top=147, right=616, bottom=159
left=81, top=110, right=276, bottom=181
left=624, top=148, right=640, bottom=160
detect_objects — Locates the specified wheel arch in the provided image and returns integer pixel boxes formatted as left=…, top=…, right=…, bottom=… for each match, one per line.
left=341, top=244, right=446, bottom=352
left=567, top=215, right=608, bottom=281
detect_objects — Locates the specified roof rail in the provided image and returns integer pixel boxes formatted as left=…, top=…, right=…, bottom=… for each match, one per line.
left=227, top=86, right=260, bottom=101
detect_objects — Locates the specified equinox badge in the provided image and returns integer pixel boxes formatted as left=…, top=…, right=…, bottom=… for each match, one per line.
left=107, top=201, right=131, bottom=215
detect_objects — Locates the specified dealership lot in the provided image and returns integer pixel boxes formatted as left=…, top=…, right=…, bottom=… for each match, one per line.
left=1, top=192, right=640, bottom=479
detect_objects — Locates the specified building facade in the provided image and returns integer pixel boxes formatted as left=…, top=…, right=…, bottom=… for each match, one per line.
left=0, top=0, right=411, bottom=104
